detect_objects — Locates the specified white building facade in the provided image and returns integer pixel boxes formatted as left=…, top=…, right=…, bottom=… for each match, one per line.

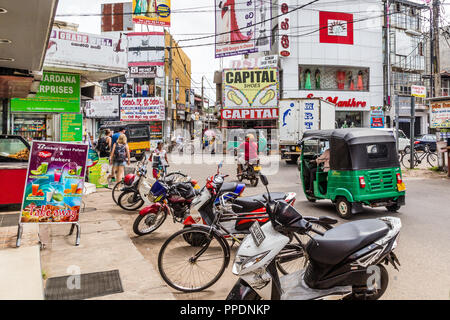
left=278, top=0, right=385, bottom=128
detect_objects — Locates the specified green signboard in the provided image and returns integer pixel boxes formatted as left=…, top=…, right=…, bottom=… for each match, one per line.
left=11, top=72, right=80, bottom=113
left=60, top=113, right=83, bottom=142
left=88, top=157, right=109, bottom=188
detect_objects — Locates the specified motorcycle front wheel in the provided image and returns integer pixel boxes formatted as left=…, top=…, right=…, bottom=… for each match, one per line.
left=133, top=207, right=167, bottom=236
left=112, top=180, right=124, bottom=204
left=118, top=190, right=144, bottom=211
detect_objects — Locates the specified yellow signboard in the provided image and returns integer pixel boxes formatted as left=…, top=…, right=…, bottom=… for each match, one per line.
left=223, top=68, right=279, bottom=108
left=132, top=0, right=171, bottom=27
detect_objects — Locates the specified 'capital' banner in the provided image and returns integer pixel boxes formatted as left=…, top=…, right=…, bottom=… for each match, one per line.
left=223, top=68, right=278, bottom=108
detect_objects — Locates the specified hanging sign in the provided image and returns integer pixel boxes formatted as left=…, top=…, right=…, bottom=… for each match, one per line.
left=278, top=1, right=292, bottom=57
left=60, top=114, right=83, bottom=142
left=132, top=0, right=171, bottom=27
left=120, top=97, right=165, bottom=121
left=411, top=85, right=426, bottom=98
left=19, top=141, right=88, bottom=224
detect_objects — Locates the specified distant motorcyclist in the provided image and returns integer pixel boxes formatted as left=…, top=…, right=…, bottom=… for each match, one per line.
left=237, top=134, right=258, bottom=176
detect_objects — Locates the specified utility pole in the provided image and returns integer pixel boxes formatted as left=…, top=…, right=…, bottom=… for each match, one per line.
left=201, top=76, right=207, bottom=129
left=432, top=0, right=441, bottom=97
left=385, top=0, right=391, bottom=113
left=167, top=35, right=173, bottom=143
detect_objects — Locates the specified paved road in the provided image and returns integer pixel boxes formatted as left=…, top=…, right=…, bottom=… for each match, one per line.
left=110, top=153, right=450, bottom=300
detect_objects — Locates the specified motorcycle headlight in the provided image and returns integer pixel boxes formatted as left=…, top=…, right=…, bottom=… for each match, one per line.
left=232, top=251, right=270, bottom=275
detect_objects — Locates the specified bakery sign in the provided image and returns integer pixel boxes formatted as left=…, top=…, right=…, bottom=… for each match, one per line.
left=306, top=93, right=370, bottom=110
left=221, top=108, right=278, bottom=120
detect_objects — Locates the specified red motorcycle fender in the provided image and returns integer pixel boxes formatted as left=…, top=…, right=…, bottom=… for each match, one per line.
left=182, top=215, right=205, bottom=226
left=139, top=202, right=163, bottom=216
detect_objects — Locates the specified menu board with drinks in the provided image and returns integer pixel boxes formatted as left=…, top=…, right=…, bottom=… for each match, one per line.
left=19, top=141, right=88, bottom=224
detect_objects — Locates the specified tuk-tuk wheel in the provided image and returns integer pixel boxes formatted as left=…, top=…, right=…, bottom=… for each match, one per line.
left=306, top=196, right=316, bottom=203
left=335, top=197, right=353, bottom=219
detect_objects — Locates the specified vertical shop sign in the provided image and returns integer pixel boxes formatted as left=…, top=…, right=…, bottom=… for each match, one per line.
left=60, top=114, right=83, bottom=142
left=278, top=1, right=292, bottom=57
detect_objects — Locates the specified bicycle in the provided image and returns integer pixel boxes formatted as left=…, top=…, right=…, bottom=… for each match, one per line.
left=157, top=192, right=334, bottom=292
left=400, top=145, right=437, bottom=168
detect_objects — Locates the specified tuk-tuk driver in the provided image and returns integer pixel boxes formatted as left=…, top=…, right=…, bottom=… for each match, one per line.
left=308, top=147, right=330, bottom=194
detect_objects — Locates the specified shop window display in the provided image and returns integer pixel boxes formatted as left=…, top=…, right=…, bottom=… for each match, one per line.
left=133, top=78, right=162, bottom=97
left=335, top=111, right=362, bottom=128
left=299, top=65, right=369, bottom=91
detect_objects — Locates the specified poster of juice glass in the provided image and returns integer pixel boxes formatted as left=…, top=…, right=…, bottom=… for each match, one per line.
left=19, top=141, right=88, bottom=223
left=88, top=157, right=109, bottom=188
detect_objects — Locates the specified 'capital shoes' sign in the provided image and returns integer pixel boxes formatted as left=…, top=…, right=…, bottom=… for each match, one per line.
left=221, top=108, right=278, bottom=120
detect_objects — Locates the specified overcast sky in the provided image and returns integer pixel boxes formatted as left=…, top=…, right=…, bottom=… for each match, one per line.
left=55, top=0, right=220, bottom=103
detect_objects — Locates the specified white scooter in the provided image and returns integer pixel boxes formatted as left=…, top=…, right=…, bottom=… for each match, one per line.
left=227, top=174, right=402, bottom=300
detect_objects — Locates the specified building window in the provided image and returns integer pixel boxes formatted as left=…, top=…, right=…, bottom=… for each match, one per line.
left=299, top=65, right=369, bottom=91
left=442, top=78, right=450, bottom=97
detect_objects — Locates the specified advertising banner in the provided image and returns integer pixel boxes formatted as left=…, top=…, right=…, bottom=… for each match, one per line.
left=229, top=55, right=278, bottom=69
left=88, top=157, right=109, bottom=188
left=411, top=85, right=426, bottom=98
left=61, top=114, right=83, bottom=142
left=127, top=32, right=165, bottom=67
left=120, top=97, right=165, bottom=121
left=20, top=141, right=88, bottom=223
left=431, top=101, right=450, bottom=128
left=11, top=72, right=80, bottom=113
left=223, top=68, right=278, bottom=108
left=132, top=0, right=171, bottom=27
left=215, top=0, right=272, bottom=58
left=149, top=121, right=163, bottom=140
left=370, top=108, right=385, bottom=128
left=85, top=95, right=120, bottom=118
left=101, top=2, right=133, bottom=33
left=45, top=29, right=127, bottom=70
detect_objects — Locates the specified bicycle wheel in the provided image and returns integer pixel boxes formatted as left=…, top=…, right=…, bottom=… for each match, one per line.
left=275, top=222, right=330, bottom=275
left=401, top=152, right=418, bottom=168
left=118, top=190, right=144, bottom=211
left=158, top=227, right=229, bottom=292
left=112, top=180, right=124, bottom=204
left=427, top=152, right=438, bottom=167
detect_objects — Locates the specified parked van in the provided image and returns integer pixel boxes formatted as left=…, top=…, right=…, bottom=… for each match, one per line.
left=374, top=128, right=410, bottom=152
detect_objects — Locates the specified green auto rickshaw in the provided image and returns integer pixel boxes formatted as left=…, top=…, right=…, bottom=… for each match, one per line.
left=299, top=128, right=406, bottom=219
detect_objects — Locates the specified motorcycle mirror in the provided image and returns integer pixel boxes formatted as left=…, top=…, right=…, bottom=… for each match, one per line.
left=260, top=174, right=269, bottom=186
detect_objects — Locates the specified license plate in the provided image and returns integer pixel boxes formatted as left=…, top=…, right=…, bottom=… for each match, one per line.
left=135, top=150, right=141, bottom=154
left=397, top=182, right=406, bottom=191
left=254, top=166, right=262, bottom=171
left=249, top=221, right=265, bottom=247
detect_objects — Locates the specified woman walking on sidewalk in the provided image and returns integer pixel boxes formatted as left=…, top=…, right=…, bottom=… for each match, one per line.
left=110, top=134, right=131, bottom=183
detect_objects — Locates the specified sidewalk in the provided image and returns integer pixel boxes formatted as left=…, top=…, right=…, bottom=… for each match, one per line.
left=0, top=214, right=43, bottom=300
left=40, top=188, right=175, bottom=300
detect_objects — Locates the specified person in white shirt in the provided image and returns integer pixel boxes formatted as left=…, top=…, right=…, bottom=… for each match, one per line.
left=151, top=142, right=169, bottom=178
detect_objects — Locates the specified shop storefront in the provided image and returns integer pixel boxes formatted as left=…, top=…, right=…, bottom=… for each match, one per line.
left=278, top=0, right=384, bottom=127
left=9, top=71, right=81, bottom=142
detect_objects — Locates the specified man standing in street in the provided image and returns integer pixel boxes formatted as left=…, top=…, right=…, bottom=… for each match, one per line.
left=112, top=127, right=126, bottom=146
left=237, top=134, right=258, bottom=176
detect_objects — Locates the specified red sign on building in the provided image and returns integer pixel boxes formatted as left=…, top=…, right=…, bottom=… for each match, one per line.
left=221, top=108, right=279, bottom=120
left=319, top=11, right=354, bottom=45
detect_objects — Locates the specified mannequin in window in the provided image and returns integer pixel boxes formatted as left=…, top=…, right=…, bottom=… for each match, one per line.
left=341, top=120, right=349, bottom=128
left=315, top=69, right=321, bottom=89
left=357, top=70, right=364, bottom=91
left=304, top=69, right=312, bottom=89
left=350, top=122, right=355, bottom=128
left=337, top=70, right=346, bottom=90
left=348, top=71, right=355, bottom=90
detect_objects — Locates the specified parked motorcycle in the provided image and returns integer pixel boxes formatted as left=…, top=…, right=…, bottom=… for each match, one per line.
left=235, top=148, right=261, bottom=187
left=132, top=168, right=246, bottom=236
left=227, top=174, right=402, bottom=300
left=111, top=154, right=148, bottom=204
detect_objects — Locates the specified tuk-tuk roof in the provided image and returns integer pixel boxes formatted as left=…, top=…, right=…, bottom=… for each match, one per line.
left=302, top=128, right=396, bottom=145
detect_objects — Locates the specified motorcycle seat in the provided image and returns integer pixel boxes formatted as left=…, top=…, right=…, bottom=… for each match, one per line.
left=232, top=192, right=287, bottom=213
left=306, top=219, right=389, bottom=265
left=219, top=182, right=239, bottom=195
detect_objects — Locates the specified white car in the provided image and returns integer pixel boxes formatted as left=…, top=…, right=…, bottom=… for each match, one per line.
left=374, top=128, right=411, bottom=152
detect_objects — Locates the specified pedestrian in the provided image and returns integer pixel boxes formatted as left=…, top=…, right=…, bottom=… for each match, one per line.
left=112, top=127, right=127, bottom=146
left=237, top=134, right=258, bottom=176
left=96, top=129, right=112, bottom=158
left=110, top=134, right=130, bottom=183
left=150, top=142, right=169, bottom=179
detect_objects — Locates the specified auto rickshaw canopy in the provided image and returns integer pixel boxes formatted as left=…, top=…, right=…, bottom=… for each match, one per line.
left=300, top=128, right=400, bottom=171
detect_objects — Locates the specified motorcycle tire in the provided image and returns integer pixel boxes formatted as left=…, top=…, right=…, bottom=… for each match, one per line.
left=118, top=190, right=144, bottom=211
left=133, top=208, right=168, bottom=236
left=250, top=177, right=259, bottom=187
left=346, top=264, right=389, bottom=300
left=112, top=180, right=124, bottom=204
